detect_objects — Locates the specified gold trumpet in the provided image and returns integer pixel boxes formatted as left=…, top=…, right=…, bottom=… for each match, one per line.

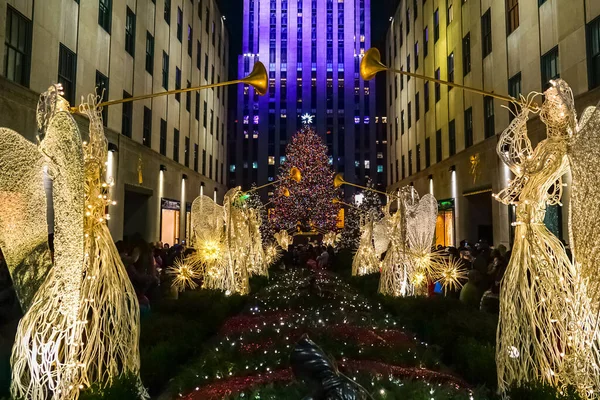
left=334, top=173, right=393, bottom=197
left=242, top=167, right=302, bottom=195
left=332, top=198, right=364, bottom=213
left=361, top=48, right=529, bottom=107
left=71, top=62, right=268, bottom=113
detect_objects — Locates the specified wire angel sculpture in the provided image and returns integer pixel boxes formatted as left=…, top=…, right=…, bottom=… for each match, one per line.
left=6, top=86, right=144, bottom=399
left=274, top=229, right=292, bottom=249
left=351, top=213, right=380, bottom=276
left=322, top=231, right=340, bottom=248
left=379, top=187, right=440, bottom=297
left=493, top=81, right=600, bottom=396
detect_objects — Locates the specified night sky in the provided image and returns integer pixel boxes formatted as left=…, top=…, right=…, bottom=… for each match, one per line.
left=217, top=0, right=401, bottom=80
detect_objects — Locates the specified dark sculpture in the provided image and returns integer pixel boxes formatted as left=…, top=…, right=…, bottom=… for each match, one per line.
left=290, top=336, right=369, bottom=400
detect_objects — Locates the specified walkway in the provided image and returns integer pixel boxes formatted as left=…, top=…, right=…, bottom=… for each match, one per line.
left=175, top=268, right=476, bottom=399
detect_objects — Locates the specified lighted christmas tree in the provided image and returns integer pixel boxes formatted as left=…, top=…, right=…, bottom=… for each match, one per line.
left=272, top=128, right=341, bottom=232
left=339, top=177, right=384, bottom=250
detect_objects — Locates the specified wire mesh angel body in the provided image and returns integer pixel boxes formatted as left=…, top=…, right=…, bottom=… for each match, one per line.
left=379, top=187, right=439, bottom=297
left=11, top=88, right=145, bottom=399
left=352, top=213, right=379, bottom=276
left=494, top=83, right=595, bottom=394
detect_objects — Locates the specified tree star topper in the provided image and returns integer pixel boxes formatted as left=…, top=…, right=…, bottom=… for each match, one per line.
left=301, top=113, right=314, bottom=125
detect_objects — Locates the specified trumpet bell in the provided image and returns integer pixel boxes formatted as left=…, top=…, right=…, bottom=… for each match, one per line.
left=282, top=188, right=291, bottom=197
left=360, top=48, right=388, bottom=81
left=332, top=198, right=340, bottom=204
left=242, top=62, right=268, bottom=96
left=334, top=173, right=345, bottom=188
left=289, top=167, right=302, bottom=183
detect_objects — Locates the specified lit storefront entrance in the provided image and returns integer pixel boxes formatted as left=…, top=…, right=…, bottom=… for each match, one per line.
left=161, top=198, right=180, bottom=247
left=436, top=199, right=455, bottom=247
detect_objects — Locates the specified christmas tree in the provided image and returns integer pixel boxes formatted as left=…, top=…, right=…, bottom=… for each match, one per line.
left=339, top=177, right=384, bottom=250
left=271, top=128, right=341, bottom=232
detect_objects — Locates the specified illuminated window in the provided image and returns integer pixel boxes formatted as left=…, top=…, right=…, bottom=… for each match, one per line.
left=268, top=156, right=275, bottom=165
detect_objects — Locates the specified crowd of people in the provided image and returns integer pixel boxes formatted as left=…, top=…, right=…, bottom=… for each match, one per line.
left=284, top=244, right=336, bottom=270
left=116, top=234, right=191, bottom=317
left=443, top=240, right=510, bottom=314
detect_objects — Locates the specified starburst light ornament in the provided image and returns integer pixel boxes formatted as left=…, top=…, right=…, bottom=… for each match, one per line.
left=167, top=259, right=200, bottom=292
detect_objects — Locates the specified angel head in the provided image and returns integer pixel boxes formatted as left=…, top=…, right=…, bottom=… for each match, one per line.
left=540, top=79, right=576, bottom=137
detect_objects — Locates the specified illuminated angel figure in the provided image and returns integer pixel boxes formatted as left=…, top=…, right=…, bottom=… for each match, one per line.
left=493, top=81, right=597, bottom=394
left=379, top=187, right=439, bottom=297
left=274, top=230, right=292, bottom=249
left=4, top=87, right=143, bottom=399
left=352, top=213, right=379, bottom=276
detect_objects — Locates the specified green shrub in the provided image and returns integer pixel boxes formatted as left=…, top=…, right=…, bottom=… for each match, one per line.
left=507, top=382, right=583, bottom=400
left=453, top=337, right=497, bottom=388
left=79, top=372, right=141, bottom=400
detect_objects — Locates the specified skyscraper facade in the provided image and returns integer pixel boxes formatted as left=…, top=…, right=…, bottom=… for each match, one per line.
left=229, top=0, right=386, bottom=199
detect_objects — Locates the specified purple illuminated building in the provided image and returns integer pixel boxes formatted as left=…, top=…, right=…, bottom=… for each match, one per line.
left=228, top=0, right=386, bottom=198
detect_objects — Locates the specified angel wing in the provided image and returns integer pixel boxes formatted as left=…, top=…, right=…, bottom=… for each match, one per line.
left=191, top=195, right=224, bottom=244
left=0, top=128, right=53, bottom=311
left=568, top=105, right=600, bottom=304
left=405, top=193, right=438, bottom=255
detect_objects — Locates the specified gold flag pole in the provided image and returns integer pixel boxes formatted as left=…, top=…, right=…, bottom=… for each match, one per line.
left=360, top=48, right=536, bottom=108
left=71, top=62, right=268, bottom=113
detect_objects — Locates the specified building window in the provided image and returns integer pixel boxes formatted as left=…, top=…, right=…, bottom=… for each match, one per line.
left=415, top=92, right=420, bottom=121
left=402, top=155, right=406, bottom=179
left=184, top=137, right=190, bottom=167
left=414, top=42, right=419, bottom=69
left=508, top=72, right=522, bottom=121
left=539, top=0, right=547, bottom=4
left=4, top=6, right=32, bottom=87
left=406, top=9, right=410, bottom=34
left=447, top=53, right=454, bottom=87
left=449, top=120, right=456, bottom=156
left=484, top=96, right=495, bottom=138
left=482, top=9, right=492, bottom=57
left=195, top=92, right=200, bottom=120
left=436, top=129, right=442, bottom=162
left=58, top=44, right=77, bottom=105
left=589, top=16, right=600, bottom=89
left=186, top=81, right=191, bottom=112
left=146, top=32, right=154, bottom=74
left=204, top=54, right=209, bottom=80
left=197, top=41, right=201, bottom=69
left=173, top=129, right=180, bottom=162
left=205, top=7, right=210, bottom=33
left=164, top=0, right=171, bottom=24
left=541, top=46, right=559, bottom=90
left=424, top=82, right=430, bottom=112
left=125, top=7, right=135, bottom=56
left=434, top=9, right=439, bottom=42
left=416, top=144, right=421, bottom=171
left=177, top=8, right=183, bottom=42
left=209, top=155, right=213, bottom=179
left=507, top=0, right=519, bottom=35
left=424, top=27, right=429, bottom=57
left=401, top=110, right=405, bottom=135
left=447, top=4, right=453, bottom=24
left=425, top=137, right=431, bottom=167
left=463, top=33, right=471, bottom=75
left=121, top=91, right=132, bottom=138
left=143, top=107, right=152, bottom=147
left=395, top=160, right=399, bottom=182
left=408, top=102, right=412, bottom=128
left=194, top=144, right=199, bottom=172
left=202, top=150, right=207, bottom=175
left=188, top=26, right=193, bottom=56
left=98, top=0, right=112, bottom=33
left=435, top=68, right=441, bottom=102
left=175, top=67, right=181, bottom=102
left=464, top=107, right=473, bottom=148
left=162, top=51, right=169, bottom=89
left=408, top=150, right=413, bottom=176
left=95, top=71, right=109, bottom=126
left=160, top=119, right=167, bottom=156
